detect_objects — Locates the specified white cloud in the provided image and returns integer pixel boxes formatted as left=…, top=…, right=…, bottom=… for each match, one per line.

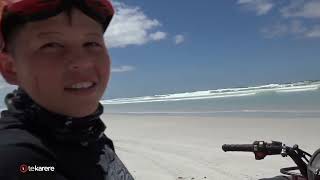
left=238, top=0, right=254, bottom=3
left=149, top=31, right=167, bottom=41
left=111, top=65, right=135, bottom=73
left=280, top=1, right=320, bottom=39
left=241, top=0, right=320, bottom=39
left=261, top=23, right=288, bottom=38
left=281, top=0, right=320, bottom=18
left=305, top=25, right=320, bottom=38
left=105, top=2, right=166, bottom=48
left=290, top=20, right=307, bottom=34
left=261, top=20, right=309, bottom=38
left=174, top=35, right=185, bottom=45
left=238, top=0, right=274, bottom=15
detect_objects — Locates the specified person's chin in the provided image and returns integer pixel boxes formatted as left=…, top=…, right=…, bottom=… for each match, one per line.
left=65, top=103, right=99, bottom=118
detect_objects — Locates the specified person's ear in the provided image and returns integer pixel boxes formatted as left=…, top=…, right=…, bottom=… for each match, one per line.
left=0, top=52, right=18, bottom=85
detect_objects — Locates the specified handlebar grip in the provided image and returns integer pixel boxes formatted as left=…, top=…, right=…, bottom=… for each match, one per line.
left=222, top=144, right=253, bottom=152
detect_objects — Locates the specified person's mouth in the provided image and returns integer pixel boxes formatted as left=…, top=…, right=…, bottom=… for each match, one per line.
left=64, top=81, right=98, bottom=94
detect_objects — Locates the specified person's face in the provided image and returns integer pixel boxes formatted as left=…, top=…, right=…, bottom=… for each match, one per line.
left=2, top=8, right=111, bottom=117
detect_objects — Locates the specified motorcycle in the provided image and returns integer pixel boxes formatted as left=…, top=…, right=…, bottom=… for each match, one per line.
left=222, top=141, right=320, bottom=180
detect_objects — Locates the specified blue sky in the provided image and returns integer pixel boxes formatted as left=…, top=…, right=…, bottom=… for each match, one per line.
left=0, top=0, right=319, bottom=100
left=101, top=0, right=320, bottom=99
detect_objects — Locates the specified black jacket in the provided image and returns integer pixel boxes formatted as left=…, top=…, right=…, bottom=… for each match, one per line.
left=0, top=89, right=134, bottom=180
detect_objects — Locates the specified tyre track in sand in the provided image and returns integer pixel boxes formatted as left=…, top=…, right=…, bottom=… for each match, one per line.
left=113, top=138, right=251, bottom=180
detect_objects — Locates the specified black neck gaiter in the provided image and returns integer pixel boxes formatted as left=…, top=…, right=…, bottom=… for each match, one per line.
left=4, top=88, right=107, bottom=146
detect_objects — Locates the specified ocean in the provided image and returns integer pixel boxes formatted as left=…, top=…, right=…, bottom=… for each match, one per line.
left=0, top=81, right=319, bottom=118
left=101, top=81, right=320, bottom=118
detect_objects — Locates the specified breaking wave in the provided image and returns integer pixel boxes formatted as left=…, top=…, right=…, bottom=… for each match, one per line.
left=101, top=81, right=320, bottom=105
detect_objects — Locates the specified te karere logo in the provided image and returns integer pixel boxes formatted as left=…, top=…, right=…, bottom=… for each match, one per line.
left=20, top=164, right=55, bottom=173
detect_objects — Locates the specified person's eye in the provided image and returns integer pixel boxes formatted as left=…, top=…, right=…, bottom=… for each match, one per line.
left=84, top=42, right=102, bottom=47
left=40, top=42, right=64, bottom=49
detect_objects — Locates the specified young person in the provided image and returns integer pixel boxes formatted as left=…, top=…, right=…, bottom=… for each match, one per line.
left=0, top=0, right=134, bottom=179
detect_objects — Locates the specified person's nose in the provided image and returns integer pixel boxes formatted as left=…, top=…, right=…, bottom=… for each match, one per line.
left=65, top=48, right=94, bottom=71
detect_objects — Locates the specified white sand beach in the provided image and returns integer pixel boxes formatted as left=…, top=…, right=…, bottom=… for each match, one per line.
left=102, top=114, right=320, bottom=180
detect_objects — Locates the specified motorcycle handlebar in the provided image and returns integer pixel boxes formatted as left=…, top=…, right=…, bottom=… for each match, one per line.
left=222, top=141, right=283, bottom=155
left=222, top=141, right=310, bottom=178
left=222, top=144, right=253, bottom=152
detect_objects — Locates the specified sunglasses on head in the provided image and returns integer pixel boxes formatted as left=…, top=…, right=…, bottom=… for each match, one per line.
left=0, top=0, right=114, bottom=51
